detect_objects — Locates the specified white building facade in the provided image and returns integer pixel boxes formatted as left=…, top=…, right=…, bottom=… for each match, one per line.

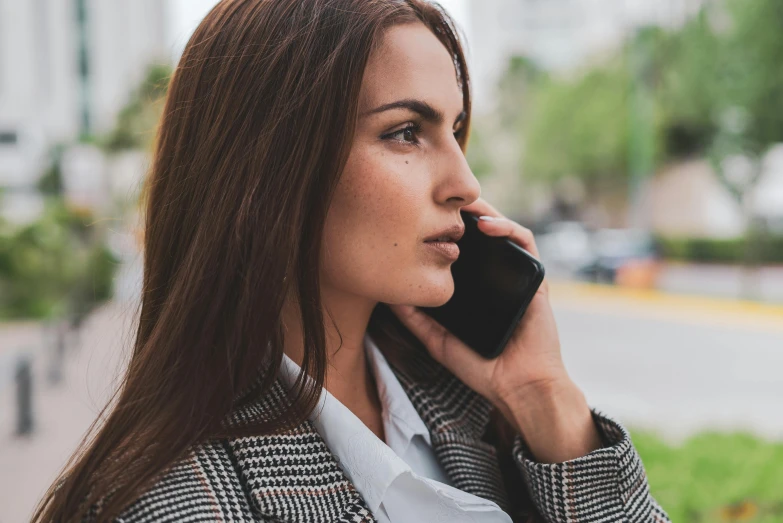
left=0, top=0, right=168, bottom=190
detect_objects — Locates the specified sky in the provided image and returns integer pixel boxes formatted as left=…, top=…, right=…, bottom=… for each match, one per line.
left=166, top=0, right=470, bottom=61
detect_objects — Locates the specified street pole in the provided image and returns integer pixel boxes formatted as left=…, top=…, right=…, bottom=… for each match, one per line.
left=76, top=0, right=91, bottom=139
left=15, top=355, right=34, bottom=436
left=627, top=28, right=656, bottom=230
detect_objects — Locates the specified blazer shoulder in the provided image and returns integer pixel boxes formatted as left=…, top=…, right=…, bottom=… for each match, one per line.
left=90, top=439, right=257, bottom=523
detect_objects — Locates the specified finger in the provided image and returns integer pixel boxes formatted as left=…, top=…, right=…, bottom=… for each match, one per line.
left=388, top=304, right=447, bottom=347
left=388, top=304, right=488, bottom=373
left=476, top=217, right=541, bottom=259
left=461, top=199, right=541, bottom=258
left=474, top=217, right=549, bottom=295
left=460, top=198, right=502, bottom=219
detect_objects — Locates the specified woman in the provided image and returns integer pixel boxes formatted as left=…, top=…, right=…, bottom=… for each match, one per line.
left=34, top=0, right=671, bottom=522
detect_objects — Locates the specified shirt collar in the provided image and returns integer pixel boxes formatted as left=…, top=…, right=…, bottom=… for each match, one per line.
left=365, top=332, right=432, bottom=449
left=223, top=335, right=508, bottom=519
left=278, top=341, right=409, bottom=513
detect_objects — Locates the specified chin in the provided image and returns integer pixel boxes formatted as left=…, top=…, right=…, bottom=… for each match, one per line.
left=416, top=271, right=455, bottom=307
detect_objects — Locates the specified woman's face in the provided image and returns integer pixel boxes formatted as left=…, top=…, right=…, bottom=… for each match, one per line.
left=321, top=22, right=480, bottom=308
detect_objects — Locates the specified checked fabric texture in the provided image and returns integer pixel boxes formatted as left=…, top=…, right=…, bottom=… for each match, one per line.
left=88, top=348, right=671, bottom=523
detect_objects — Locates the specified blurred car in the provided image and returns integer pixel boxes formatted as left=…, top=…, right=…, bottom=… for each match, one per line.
left=536, top=221, right=594, bottom=275
left=575, top=229, right=661, bottom=288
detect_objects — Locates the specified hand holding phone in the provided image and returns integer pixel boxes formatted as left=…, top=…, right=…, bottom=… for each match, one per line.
left=389, top=200, right=572, bottom=429
left=418, top=210, right=545, bottom=359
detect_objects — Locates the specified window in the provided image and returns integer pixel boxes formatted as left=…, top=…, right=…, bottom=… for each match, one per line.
left=0, top=130, right=18, bottom=145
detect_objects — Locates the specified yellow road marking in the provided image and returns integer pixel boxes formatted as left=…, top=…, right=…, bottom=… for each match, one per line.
left=549, top=281, right=783, bottom=333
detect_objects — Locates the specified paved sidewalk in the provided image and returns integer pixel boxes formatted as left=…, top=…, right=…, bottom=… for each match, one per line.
left=0, top=302, right=135, bottom=523
left=657, top=262, right=783, bottom=304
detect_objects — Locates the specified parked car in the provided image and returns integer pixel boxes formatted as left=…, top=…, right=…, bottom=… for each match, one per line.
left=575, top=229, right=661, bottom=287
left=536, top=221, right=594, bottom=275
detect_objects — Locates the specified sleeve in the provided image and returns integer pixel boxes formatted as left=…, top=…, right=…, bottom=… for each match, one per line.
left=510, top=408, right=671, bottom=523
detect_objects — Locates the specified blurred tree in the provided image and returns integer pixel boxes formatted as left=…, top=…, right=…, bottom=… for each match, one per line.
left=723, top=0, right=783, bottom=148
left=499, top=0, right=783, bottom=231
left=655, top=13, right=721, bottom=158
left=522, top=61, right=634, bottom=197
left=658, top=0, right=783, bottom=160
left=0, top=202, right=118, bottom=320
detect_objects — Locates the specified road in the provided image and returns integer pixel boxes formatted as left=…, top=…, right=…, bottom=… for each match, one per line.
left=551, top=282, right=783, bottom=443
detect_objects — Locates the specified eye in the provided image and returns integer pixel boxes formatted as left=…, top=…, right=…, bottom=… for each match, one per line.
left=383, top=123, right=422, bottom=146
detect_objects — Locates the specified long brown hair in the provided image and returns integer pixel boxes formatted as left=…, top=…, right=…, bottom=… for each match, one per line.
left=33, top=1, right=535, bottom=521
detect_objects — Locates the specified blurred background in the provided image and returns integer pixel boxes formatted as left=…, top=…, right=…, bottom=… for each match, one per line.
left=1, top=0, right=782, bottom=521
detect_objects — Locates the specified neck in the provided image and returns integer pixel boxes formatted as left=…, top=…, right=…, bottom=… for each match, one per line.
left=281, top=282, right=384, bottom=435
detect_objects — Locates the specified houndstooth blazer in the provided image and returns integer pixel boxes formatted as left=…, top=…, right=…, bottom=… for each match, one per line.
left=95, top=348, right=671, bottom=523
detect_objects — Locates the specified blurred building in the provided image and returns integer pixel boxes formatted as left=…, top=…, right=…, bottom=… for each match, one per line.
left=468, top=0, right=708, bottom=112
left=648, top=147, right=783, bottom=238
left=647, top=160, right=745, bottom=238
left=0, top=0, right=168, bottom=193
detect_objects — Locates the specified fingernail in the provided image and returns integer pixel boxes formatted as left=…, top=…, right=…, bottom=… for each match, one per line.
left=479, top=215, right=496, bottom=222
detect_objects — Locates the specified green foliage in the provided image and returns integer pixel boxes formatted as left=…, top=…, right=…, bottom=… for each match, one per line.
left=652, top=0, right=783, bottom=162
left=101, top=63, right=173, bottom=152
left=0, top=201, right=119, bottom=320
left=522, top=62, right=635, bottom=188
left=501, top=0, right=783, bottom=190
left=655, top=13, right=722, bottom=156
left=722, top=0, right=783, bottom=149
left=465, top=123, right=494, bottom=179
left=632, top=429, right=783, bottom=522
left=36, top=144, right=66, bottom=196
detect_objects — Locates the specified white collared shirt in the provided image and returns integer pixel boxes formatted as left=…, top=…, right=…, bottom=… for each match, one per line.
left=278, top=333, right=512, bottom=523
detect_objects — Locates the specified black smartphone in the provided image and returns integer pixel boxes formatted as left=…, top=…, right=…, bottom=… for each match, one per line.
left=419, top=210, right=545, bottom=359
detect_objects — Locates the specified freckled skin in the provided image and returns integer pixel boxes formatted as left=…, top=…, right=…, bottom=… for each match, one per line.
left=282, top=23, right=480, bottom=429
left=321, top=22, right=480, bottom=310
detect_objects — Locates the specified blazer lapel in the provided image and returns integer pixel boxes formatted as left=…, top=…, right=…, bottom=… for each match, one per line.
left=220, top=348, right=510, bottom=521
left=385, top=348, right=511, bottom=513
left=224, top=379, right=377, bottom=522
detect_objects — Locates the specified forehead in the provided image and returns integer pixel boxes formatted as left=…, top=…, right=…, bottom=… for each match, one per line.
left=359, top=22, right=462, bottom=112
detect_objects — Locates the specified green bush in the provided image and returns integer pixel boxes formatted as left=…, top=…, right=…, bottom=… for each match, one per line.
left=0, top=201, right=119, bottom=320
left=656, top=236, right=783, bottom=264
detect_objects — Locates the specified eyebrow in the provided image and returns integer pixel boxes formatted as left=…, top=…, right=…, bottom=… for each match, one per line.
left=362, top=98, right=467, bottom=126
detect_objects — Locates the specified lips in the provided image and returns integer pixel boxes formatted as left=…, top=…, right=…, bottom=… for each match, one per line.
left=423, top=223, right=465, bottom=243
left=424, top=240, right=460, bottom=261
left=424, top=237, right=454, bottom=242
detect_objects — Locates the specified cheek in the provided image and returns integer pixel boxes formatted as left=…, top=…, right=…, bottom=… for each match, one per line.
left=340, top=149, right=428, bottom=216
left=321, top=150, right=428, bottom=289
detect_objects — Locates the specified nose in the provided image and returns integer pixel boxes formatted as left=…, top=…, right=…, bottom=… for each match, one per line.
left=435, top=136, right=481, bottom=207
